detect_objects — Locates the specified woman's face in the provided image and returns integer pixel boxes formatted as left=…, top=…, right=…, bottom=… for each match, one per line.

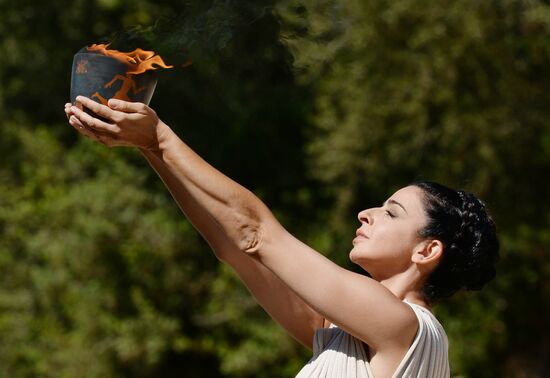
left=349, top=185, right=429, bottom=280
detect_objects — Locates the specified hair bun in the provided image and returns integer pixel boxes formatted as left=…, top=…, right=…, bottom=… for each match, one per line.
left=455, top=191, right=498, bottom=290
left=413, top=181, right=500, bottom=302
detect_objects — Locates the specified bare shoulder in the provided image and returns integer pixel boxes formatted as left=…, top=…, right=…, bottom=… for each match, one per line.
left=331, top=275, right=420, bottom=349
left=259, top=232, right=418, bottom=348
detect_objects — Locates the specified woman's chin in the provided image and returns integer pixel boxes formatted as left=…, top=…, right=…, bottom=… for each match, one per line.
left=349, top=245, right=369, bottom=261
left=348, top=250, right=358, bottom=263
left=348, top=250, right=366, bottom=265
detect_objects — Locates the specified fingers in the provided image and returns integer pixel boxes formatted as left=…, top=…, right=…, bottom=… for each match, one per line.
left=69, top=115, right=91, bottom=136
left=75, top=96, right=122, bottom=122
left=70, top=104, right=121, bottom=134
left=69, top=115, right=118, bottom=146
left=68, top=113, right=84, bottom=129
left=69, top=115, right=101, bottom=141
left=108, top=98, right=148, bottom=113
left=67, top=100, right=119, bottom=147
left=64, top=103, right=72, bottom=119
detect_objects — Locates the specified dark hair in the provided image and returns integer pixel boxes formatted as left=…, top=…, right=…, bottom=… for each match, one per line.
left=412, top=181, right=499, bottom=303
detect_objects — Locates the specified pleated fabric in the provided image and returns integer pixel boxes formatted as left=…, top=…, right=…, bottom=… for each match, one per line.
left=295, top=301, right=450, bottom=378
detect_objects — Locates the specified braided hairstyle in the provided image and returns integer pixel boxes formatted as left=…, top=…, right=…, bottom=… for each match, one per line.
left=412, top=181, right=499, bottom=303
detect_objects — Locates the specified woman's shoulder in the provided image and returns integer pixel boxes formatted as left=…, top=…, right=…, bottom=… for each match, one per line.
left=392, top=300, right=450, bottom=377
left=403, top=300, right=447, bottom=338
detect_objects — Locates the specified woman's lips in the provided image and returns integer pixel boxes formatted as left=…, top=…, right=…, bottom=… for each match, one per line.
left=356, top=229, right=369, bottom=238
left=353, top=230, right=369, bottom=244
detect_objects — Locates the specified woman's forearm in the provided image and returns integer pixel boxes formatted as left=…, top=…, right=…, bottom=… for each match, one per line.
left=149, top=122, right=271, bottom=253
left=67, top=97, right=270, bottom=255
left=142, top=139, right=326, bottom=348
left=140, top=147, right=240, bottom=257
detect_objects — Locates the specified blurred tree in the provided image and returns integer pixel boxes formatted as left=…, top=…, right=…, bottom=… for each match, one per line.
left=0, top=0, right=317, bottom=376
left=1, top=0, right=549, bottom=376
left=278, top=0, right=549, bottom=376
left=0, top=122, right=204, bottom=376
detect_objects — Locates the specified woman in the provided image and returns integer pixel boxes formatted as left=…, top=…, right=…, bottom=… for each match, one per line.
left=65, top=97, right=499, bottom=377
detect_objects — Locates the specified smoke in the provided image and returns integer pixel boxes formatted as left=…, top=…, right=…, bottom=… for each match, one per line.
left=105, top=1, right=276, bottom=65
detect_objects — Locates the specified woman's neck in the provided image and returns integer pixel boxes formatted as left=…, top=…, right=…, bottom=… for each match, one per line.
left=379, top=268, right=431, bottom=309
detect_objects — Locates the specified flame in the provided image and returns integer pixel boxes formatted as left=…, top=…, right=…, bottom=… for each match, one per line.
left=87, top=43, right=173, bottom=75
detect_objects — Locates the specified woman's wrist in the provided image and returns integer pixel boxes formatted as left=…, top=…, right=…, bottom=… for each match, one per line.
left=144, top=120, right=174, bottom=153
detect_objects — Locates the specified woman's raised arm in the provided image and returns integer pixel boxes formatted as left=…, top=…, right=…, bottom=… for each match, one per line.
left=140, top=149, right=324, bottom=347
left=67, top=97, right=418, bottom=355
left=65, top=99, right=324, bottom=347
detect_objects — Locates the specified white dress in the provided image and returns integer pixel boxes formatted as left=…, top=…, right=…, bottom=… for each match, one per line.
left=295, top=301, right=450, bottom=377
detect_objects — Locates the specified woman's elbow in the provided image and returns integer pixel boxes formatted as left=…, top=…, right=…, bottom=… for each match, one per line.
left=237, top=223, right=264, bottom=254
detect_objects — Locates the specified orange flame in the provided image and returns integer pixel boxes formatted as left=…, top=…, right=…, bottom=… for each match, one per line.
left=87, top=43, right=173, bottom=75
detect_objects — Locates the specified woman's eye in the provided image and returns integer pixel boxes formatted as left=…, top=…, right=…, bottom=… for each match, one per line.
left=385, top=210, right=395, bottom=218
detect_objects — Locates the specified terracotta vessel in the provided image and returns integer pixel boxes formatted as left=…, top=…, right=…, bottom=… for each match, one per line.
left=70, top=48, right=157, bottom=106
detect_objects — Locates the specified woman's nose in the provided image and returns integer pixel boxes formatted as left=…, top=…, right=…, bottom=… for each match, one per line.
left=358, top=209, right=373, bottom=224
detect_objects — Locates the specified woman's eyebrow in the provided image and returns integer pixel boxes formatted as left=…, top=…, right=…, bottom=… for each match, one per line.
left=383, top=199, right=408, bottom=214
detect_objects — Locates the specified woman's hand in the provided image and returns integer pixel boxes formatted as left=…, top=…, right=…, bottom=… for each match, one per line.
left=64, top=96, right=169, bottom=150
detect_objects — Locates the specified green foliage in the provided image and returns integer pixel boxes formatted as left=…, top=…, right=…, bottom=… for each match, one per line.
left=0, top=0, right=548, bottom=377
left=279, top=0, right=550, bottom=376
left=0, top=123, right=213, bottom=376
left=1, top=1, right=314, bottom=376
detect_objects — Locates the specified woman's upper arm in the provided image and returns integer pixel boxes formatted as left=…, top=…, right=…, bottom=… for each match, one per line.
left=221, top=248, right=325, bottom=348
left=255, top=217, right=418, bottom=350
left=141, top=150, right=324, bottom=347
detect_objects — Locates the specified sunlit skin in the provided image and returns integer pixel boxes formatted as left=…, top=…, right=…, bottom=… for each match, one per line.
left=350, top=186, right=444, bottom=308
left=64, top=97, right=446, bottom=377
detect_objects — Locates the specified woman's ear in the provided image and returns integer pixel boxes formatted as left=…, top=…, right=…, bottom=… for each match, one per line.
left=412, top=239, right=444, bottom=268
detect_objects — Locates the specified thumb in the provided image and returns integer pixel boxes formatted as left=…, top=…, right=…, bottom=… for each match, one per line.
left=108, top=99, right=146, bottom=113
